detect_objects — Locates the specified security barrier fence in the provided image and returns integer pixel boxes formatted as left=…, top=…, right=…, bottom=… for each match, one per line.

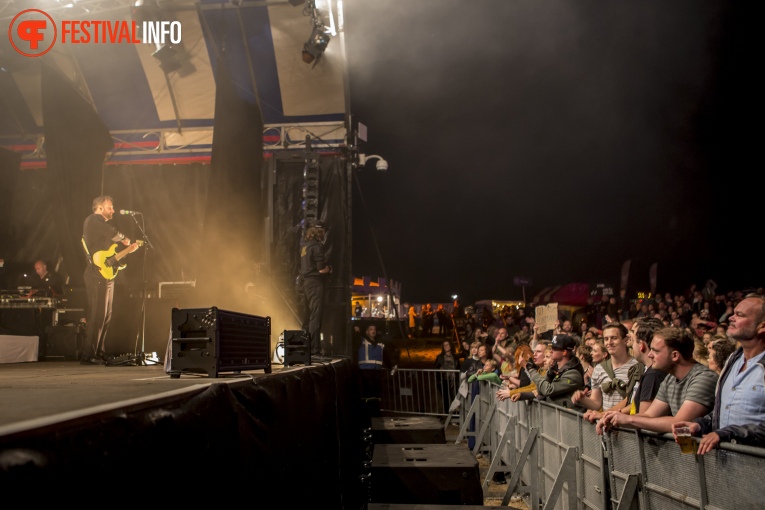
left=381, top=370, right=765, bottom=510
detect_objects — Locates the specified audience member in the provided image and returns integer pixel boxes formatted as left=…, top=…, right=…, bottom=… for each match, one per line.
left=460, top=340, right=483, bottom=378
left=673, top=293, right=765, bottom=453
left=434, top=339, right=458, bottom=413
left=576, top=345, right=595, bottom=389
left=467, top=358, right=501, bottom=385
left=595, top=318, right=667, bottom=434
left=497, top=341, right=549, bottom=402
left=707, top=338, right=736, bottom=375
left=598, top=327, right=717, bottom=434
left=516, top=334, right=585, bottom=411
left=572, top=323, right=639, bottom=423
left=499, top=344, right=534, bottom=391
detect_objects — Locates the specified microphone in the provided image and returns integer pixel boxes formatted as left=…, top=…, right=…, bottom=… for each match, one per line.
left=120, top=210, right=142, bottom=216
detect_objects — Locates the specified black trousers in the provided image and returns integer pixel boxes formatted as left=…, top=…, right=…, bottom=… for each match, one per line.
left=83, top=267, right=114, bottom=359
left=302, top=276, right=324, bottom=355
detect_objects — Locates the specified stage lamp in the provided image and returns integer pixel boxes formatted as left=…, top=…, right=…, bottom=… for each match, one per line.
left=302, top=24, right=331, bottom=67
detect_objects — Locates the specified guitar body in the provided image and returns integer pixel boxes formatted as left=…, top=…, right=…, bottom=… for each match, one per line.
left=91, top=240, right=143, bottom=280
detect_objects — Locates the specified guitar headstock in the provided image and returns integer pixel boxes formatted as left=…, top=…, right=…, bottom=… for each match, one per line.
left=136, top=240, right=145, bottom=247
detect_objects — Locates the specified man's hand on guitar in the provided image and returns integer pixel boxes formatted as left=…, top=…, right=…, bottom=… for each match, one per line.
left=126, top=241, right=140, bottom=253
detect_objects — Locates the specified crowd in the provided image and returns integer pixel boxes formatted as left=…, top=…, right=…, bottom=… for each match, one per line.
left=432, top=285, right=765, bottom=462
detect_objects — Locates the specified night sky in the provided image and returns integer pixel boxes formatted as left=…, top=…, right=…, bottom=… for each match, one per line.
left=344, top=0, right=757, bottom=305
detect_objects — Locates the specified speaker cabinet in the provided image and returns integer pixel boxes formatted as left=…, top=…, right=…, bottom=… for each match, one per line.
left=169, top=307, right=272, bottom=378
left=43, top=325, right=83, bottom=360
left=371, top=416, right=446, bottom=444
left=370, top=444, right=483, bottom=505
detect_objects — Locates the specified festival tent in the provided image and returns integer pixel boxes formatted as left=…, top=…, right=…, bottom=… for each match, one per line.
left=0, top=0, right=355, bottom=356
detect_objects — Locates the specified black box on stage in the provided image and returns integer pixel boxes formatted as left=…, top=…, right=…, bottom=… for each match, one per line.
left=168, top=307, right=272, bottom=378
left=43, top=325, right=83, bottom=360
left=371, top=416, right=446, bottom=444
left=283, top=329, right=311, bottom=366
left=370, top=444, right=483, bottom=505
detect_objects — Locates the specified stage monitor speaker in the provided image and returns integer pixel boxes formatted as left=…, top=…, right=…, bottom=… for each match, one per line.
left=43, top=325, right=83, bottom=360
left=370, top=444, right=483, bottom=505
left=168, top=307, right=272, bottom=378
left=371, top=416, right=446, bottom=444
left=283, top=329, right=311, bottom=366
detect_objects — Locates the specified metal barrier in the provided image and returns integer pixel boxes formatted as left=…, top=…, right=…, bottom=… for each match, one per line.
left=392, top=371, right=765, bottom=510
left=380, top=368, right=461, bottom=423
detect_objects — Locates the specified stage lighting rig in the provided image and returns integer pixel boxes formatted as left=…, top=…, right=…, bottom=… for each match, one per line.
left=301, top=0, right=332, bottom=68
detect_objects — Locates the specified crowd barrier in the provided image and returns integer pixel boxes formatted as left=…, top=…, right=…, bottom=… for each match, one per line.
left=382, top=370, right=765, bottom=510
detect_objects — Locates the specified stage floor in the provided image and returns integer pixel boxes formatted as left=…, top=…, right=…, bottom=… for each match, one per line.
left=0, top=359, right=281, bottom=433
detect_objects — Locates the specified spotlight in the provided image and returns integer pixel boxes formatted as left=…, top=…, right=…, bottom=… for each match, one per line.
left=152, top=44, right=183, bottom=73
left=302, top=24, right=330, bottom=67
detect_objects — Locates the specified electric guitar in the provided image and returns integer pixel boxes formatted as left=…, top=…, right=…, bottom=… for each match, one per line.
left=92, top=240, right=144, bottom=280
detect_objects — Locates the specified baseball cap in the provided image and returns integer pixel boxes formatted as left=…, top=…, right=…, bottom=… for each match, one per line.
left=551, top=334, right=576, bottom=351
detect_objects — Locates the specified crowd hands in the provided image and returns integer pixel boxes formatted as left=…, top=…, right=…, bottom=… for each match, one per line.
left=447, top=284, right=765, bottom=456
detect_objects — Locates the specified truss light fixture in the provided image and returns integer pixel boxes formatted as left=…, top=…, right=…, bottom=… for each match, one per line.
left=302, top=24, right=331, bottom=67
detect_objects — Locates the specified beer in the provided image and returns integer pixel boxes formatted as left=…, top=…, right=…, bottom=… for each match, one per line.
left=676, top=426, right=697, bottom=454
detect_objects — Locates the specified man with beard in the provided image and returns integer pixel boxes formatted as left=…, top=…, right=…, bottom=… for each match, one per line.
left=672, top=293, right=765, bottom=453
left=81, top=195, right=140, bottom=365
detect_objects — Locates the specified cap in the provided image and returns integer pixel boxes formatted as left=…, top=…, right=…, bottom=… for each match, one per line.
left=551, top=334, right=576, bottom=351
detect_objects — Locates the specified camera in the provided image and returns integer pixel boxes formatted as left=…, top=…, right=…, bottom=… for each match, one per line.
left=375, top=159, right=388, bottom=172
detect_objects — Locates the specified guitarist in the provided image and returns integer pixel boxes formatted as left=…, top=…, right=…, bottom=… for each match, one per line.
left=80, top=195, right=139, bottom=366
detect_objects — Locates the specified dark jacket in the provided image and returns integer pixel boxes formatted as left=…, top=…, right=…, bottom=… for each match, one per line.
left=694, top=347, right=765, bottom=447
left=526, top=356, right=586, bottom=411
left=300, top=239, right=328, bottom=279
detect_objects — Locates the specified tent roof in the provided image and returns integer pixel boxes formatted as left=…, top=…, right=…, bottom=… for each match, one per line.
left=0, top=0, right=348, bottom=167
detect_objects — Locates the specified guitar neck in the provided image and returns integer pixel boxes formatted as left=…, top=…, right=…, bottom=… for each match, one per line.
left=114, top=240, right=144, bottom=262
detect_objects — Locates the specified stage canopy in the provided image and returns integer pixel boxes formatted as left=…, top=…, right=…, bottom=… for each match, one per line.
left=0, top=0, right=348, bottom=167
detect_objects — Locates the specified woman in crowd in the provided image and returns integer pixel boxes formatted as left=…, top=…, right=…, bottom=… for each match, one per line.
left=501, top=344, right=534, bottom=390
left=434, top=340, right=458, bottom=413
left=707, top=338, right=736, bottom=375
left=591, top=341, right=609, bottom=367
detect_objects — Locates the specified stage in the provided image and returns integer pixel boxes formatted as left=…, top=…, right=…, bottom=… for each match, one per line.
left=0, top=357, right=368, bottom=505
left=0, top=360, right=272, bottom=430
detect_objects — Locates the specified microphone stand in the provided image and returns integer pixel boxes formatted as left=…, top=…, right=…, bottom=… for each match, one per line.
left=130, top=214, right=157, bottom=366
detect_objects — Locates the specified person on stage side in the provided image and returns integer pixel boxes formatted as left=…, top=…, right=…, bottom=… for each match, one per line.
left=299, top=220, right=332, bottom=358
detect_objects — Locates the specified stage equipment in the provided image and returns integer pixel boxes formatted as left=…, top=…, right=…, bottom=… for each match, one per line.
left=282, top=329, right=311, bottom=366
left=357, top=154, right=388, bottom=172
left=272, top=331, right=285, bottom=363
left=43, top=325, right=83, bottom=360
left=168, top=307, right=272, bottom=378
left=301, top=1, right=331, bottom=68
left=370, top=416, right=446, bottom=445
left=370, top=444, right=483, bottom=505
